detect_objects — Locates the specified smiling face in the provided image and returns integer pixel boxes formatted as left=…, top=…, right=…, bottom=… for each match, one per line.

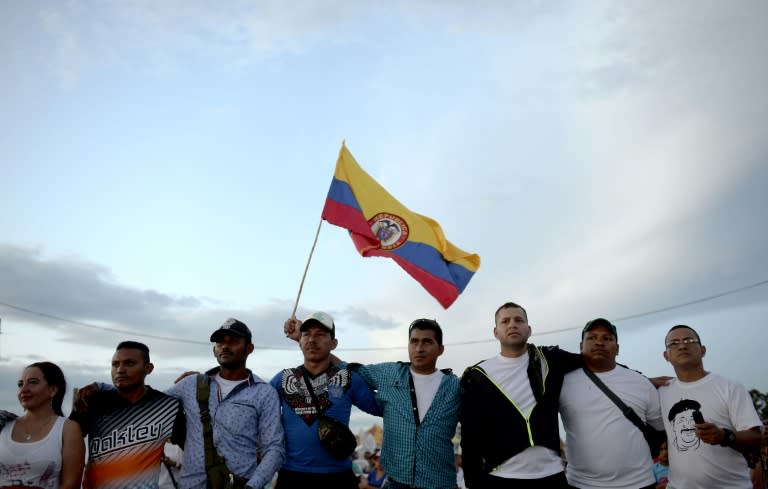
left=17, top=366, right=57, bottom=411
left=672, top=408, right=701, bottom=451
left=111, top=348, right=153, bottom=393
left=581, top=325, right=619, bottom=371
left=494, top=306, right=531, bottom=353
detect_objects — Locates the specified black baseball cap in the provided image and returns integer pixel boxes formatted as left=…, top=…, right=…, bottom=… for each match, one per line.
left=210, top=318, right=252, bottom=342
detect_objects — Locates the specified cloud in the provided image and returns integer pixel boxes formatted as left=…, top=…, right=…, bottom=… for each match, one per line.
left=21, top=1, right=373, bottom=84
left=0, top=244, right=311, bottom=352
left=0, top=243, right=200, bottom=329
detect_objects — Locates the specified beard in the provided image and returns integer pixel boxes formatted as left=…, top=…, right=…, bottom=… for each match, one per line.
left=217, top=356, right=246, bottom=370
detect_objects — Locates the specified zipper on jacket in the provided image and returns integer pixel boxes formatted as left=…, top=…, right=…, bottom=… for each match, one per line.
left=470, top=348, right=550, bottom=447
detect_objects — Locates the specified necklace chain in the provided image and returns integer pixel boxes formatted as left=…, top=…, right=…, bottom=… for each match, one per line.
left=21, top=415, right=56, bottom=441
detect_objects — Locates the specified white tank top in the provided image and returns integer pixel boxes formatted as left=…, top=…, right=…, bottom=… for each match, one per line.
left=0, top=416, right=65, bottom=489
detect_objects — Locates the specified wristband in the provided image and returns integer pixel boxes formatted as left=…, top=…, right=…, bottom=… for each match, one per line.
left=719, top=428, right=736, bottom=447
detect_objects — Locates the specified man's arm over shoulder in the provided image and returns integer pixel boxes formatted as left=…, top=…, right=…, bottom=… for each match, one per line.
left=69, top=390, right=111, bottom=435
left=645, top=385, right=665, bottom=431
left=349, top=370, right=383, bottom=417
left=351, top=361, right=400, bottom=390
left=165, top=373, right=196, bottom=401
left=541, top=345, right=582, bottom=373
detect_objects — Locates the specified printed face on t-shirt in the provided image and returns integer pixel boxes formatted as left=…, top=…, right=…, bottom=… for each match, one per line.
left=672, top=407, right=701, bottom=451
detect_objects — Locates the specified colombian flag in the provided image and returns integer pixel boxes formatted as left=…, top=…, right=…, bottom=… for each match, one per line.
left=322, top=143, right=480, bottom=308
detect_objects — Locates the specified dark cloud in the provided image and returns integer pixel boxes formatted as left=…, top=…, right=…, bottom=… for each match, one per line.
left=0, top=245, right=315, bottom=353
left=0, top=243, right=200, bottom=329
left=341, top=306, right=400, bottom=331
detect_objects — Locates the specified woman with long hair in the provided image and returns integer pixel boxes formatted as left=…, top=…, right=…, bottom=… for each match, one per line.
left=0, top=361, right=85, bottom=489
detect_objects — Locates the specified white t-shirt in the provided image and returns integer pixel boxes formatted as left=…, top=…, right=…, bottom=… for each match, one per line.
left=0, top=416, right=66, bottom=489
left=410, top=369, right=444, bottom=422
left=659, top=373, right=761, bottom=489
left=479, top=353, right=563, bottom=479
left=560, top=366, right=663, bottom=489
left=158, top=442, right=183, bottom=489
left=215, top=373, right=248, bottom=399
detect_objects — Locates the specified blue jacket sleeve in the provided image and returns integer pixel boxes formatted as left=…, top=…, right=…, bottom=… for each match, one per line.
left=349, top=371, right=382, bottom=417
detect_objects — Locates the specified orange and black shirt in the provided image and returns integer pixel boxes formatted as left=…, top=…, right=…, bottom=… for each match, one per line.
left=70, top=387, right=185, bottom=489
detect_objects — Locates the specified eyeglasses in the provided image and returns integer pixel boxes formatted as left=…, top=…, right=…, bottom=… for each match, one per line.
left=665, top=338, right=700, bottom=349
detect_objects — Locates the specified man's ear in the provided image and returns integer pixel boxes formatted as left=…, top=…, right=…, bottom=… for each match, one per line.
left=701, top=345, right=706, bottom=357
left=247, top=343, right=255, bottom=355
left=616, top=343, right=620, bottom=356
left=663, top=350, right=669, bottom=362
left=330, top=338, right=338, bottom=351
left=145, top=362, right=155, bottom=375
left=437, top=344, right=445, bottom=357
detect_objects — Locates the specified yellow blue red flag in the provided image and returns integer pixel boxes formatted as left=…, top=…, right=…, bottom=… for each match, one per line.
left=321, top=143, right=480, bottom=308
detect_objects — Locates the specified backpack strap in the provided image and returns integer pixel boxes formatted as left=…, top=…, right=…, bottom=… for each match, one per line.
left=582, top=367, right=647, bottom=432
left=196, top=374, right=223, bottom=471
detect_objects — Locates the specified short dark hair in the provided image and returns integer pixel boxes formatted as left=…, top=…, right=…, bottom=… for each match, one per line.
left=116, top=341, right=151, bottom=363
left=665, top=325, right=701, bottom=344
left=494, top=302, right=528, bottom=322
left=408, top=319, right=443, bottom=346
left=26, top=362, right=67, bottom=416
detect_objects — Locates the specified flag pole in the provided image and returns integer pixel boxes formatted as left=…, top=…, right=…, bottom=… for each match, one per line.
left=291, top=218, right=324, bottom=319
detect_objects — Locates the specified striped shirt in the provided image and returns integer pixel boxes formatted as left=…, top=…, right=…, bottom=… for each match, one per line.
left=71, top=387, right=185, bottom=489
left=356, top=362, right=461, bottom=489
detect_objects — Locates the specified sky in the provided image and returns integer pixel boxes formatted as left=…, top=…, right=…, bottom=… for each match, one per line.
left=1, top=1, right=767, bottom=434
